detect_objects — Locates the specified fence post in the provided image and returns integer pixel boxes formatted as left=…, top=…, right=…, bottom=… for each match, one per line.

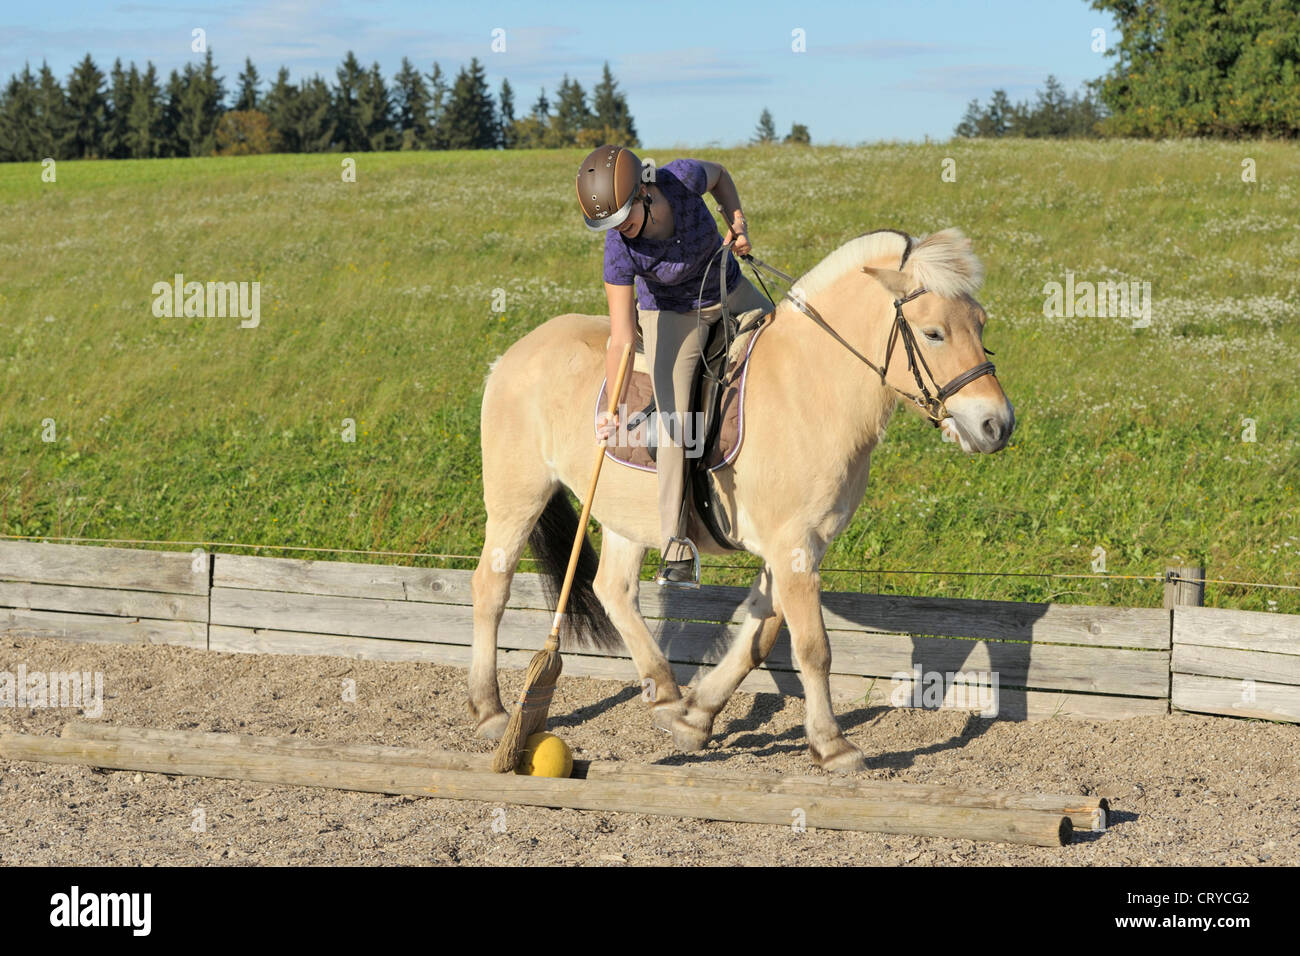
left=1164, top=565, right=1205, bottom=609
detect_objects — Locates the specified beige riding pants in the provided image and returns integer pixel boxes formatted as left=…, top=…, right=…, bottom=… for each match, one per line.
left=638, top=274, right=773, bottom=561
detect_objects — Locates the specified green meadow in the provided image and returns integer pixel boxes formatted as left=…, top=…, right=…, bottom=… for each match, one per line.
left=1, top=142, right=1297, bottom=611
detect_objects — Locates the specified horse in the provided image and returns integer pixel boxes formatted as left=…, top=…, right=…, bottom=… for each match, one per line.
left=469, top=227, right=1014, bottom=772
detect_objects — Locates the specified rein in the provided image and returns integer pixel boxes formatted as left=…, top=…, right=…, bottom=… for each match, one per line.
left=731, top=247, right=997, bottom=425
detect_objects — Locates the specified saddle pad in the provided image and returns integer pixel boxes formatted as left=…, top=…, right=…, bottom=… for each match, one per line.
left=594, top=310, right=771, bottom=473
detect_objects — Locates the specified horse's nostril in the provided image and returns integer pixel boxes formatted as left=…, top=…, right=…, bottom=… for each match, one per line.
left=982, top=417, right=1003, bottom=443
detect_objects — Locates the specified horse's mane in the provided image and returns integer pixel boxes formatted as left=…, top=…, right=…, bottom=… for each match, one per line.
left=794, top=227, right=984, bottom=300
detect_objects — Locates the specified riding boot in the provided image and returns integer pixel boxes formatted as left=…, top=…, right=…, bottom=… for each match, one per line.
left=656, top=536, right=700, bottom=589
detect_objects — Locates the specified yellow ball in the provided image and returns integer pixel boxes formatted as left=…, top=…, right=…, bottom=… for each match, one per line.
left=518, top=732, right=573, bottom=778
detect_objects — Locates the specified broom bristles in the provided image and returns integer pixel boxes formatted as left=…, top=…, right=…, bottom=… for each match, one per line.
left=491, top=636, right=563, bottom=773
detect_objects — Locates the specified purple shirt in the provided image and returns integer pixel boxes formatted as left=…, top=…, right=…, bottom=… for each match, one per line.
left=602, top=158, right=740, bottom=313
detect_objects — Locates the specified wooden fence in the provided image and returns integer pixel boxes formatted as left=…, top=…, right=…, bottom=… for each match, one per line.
left=1171, top=605, right=1300, bottom=722
left=1, top=541, right=1297, bottom=724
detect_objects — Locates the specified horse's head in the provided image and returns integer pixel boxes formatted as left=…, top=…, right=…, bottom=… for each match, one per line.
left=860, top=228, right=1014, bottom=453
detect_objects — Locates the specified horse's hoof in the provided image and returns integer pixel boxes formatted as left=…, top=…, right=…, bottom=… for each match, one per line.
left=474, top=711, right=510, bottom=740
left=652, top=700, right=686, bottom=734
left=671, top=714, right=712, bottom=752
left=813, top=739, right=866, bottom=775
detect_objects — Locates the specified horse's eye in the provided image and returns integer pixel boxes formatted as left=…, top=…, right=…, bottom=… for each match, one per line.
left=923, top=329, right=944, bottom=343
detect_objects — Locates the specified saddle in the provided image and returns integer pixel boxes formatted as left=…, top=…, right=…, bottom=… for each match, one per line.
left=595, top=305, right=773, bottom=551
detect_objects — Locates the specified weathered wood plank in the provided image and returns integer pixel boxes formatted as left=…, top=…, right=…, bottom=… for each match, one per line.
left=572, top=581, right=1168, bottom=649
left=832, top=634, right=1169, bottom=698
left=1174, top=605, right=1300, bottom=654
left=210, top=625, right=462, bottom=662
left=210, top=560, right=1170, bottom=650
left=1173, top=643, right=1300, bottom=686
left=0, top=582, right=208, bottom=622
left=211, top=553, right=467, bottom=603
left=209, top=593, right=1166, bottom=697
left=499, top=573, right=1171, bottom=650
left=1172, top=673, right=1300, bottom=723
left=60, top=724, right=1107, bottom=831
left=208, top=627, right=1166, bottom=720
left=210, top=587, right=446, bottom=641
left=738, top=670, right=1166, bottom=719
left=632, top=583, right=1170, bottom=649
left=0, top=608, right=206, bottom=648
left=210, top=590, right=745, bottom=658
left=818, top=592, right=1170, bottom=649
left=0, top=731, right=1071, bottom=845
left=0, top=541, right=209, bottom=595
left=1003, top=691, right=1168, bottom=721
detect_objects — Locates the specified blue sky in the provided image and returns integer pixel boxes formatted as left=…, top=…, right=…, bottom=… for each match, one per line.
left=1, top=0, right=1119, bottom=145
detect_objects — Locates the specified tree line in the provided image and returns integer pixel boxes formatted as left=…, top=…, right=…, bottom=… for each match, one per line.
left=1089, top=0, right=1299, bottom=138
left=954, top=76, right=1108, bottom=138
left=751, top=108, right=811, bottom=145
left=956, top=0, right=1299, bottom=138
left=0, top=50, right=640, bottom=161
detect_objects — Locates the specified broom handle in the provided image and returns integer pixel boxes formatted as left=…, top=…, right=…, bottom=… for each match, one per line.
left=549, top=342, right=634, bottom=637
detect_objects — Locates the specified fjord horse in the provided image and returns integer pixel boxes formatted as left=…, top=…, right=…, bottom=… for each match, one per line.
left=469, top=228, right=1014, bottom=772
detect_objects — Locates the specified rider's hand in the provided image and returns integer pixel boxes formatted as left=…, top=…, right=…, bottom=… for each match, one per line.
left=725, top=214, right=751, bottom=257
left=596, top=409, right=620, bottom=444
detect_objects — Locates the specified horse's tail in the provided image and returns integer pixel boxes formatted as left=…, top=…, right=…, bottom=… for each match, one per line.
left=528, top=488, right=622, bottom=652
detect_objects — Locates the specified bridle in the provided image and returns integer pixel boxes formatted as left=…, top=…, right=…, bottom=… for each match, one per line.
left=876, top=286, right=998, bottom=425
left=697, top=235, right=997, bottom=426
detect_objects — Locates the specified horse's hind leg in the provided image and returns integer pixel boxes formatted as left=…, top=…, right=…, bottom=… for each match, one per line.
left=672, top=564, right=783, bottom=750
left=469, top=472, right=556, bottom=740
left=593, top=527, right=684, bottom=729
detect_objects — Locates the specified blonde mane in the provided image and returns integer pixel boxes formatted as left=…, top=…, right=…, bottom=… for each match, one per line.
left=794, top=228, right=984, bottom=301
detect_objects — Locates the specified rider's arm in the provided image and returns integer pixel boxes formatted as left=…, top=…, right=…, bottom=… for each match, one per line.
left=697, top=160, right=746, bottom=237
left=605, top=281, right=637, bottom=413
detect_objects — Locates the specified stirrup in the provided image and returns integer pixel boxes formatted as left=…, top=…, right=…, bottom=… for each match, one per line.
left=655, top=537, right=700, bottom=589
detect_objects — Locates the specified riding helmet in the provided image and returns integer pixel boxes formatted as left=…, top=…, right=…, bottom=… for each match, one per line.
left=576, top=145, right=644, bottom=231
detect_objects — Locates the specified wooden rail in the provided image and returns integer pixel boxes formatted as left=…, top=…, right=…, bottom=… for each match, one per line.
left=58, top=723, right=1107, bottom=830
left=1171, top=606, right=1300, bottom=722
left=0, top=724, right=1078, bottom=846
left=1, top=540, right=1297, bottom=723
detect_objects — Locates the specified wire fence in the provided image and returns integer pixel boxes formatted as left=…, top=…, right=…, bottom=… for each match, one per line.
left=1, top=533, right=1296, bottom=595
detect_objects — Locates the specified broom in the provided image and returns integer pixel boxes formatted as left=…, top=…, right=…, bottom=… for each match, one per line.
left=492, top=341, right=634, bottom=773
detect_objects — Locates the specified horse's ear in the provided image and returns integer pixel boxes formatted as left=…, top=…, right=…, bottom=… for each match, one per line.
left=861, top=265, right=913, bottom=299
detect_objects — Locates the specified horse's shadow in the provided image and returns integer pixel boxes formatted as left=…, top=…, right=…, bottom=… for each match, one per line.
left=685, top=695, right=997, bottom=770
left=564, top=580, right=1059, bottom=770
left=548, top=685, right=642, bottom=730
left=550, top=683, right=1137, bottom=836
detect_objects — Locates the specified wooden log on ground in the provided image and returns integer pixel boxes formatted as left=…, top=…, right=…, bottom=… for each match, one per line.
left=60, top=723, right=1106, bottom=830
left=0, top=728, right=1072, bottom=847
left=43, top=723, right=1083, bottom=840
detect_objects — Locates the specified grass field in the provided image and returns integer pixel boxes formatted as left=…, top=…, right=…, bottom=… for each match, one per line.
left=1, top=142, right=1297, bottom=610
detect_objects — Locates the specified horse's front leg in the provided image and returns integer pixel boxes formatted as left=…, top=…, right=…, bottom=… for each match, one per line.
left=772, top=557, right=865, bottom=773
left=592, top=528, right=684, bottom=731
